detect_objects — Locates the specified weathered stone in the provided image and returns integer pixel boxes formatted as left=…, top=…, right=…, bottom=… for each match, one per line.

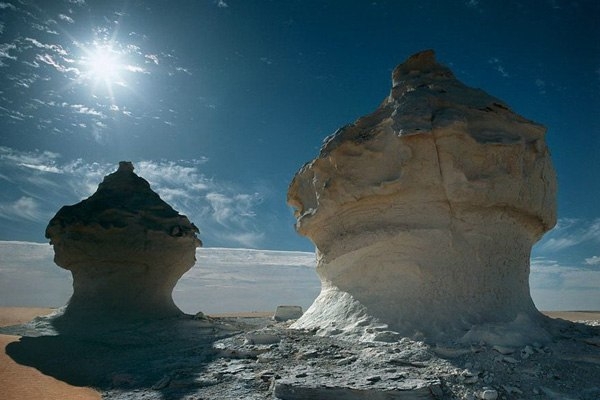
left=288, top=50, right=556, bottom=344
left=45, top=161, right=201, bottom=320
left=273, top=305, right=303, bottom=321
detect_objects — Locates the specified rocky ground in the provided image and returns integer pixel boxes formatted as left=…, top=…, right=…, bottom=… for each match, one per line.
left=1, top=310, right=599, bottom=400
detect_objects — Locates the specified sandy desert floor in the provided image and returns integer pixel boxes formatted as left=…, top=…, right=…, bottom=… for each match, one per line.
left=1, top=307, right=598, bottom=400
left=0, top=307, right=101, bottom=400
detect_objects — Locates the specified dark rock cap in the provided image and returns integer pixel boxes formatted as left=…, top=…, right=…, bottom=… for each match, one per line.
left=46, top=161, right=200, bottom=242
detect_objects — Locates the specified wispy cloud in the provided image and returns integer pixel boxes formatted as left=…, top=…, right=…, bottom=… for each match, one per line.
left=0, top=196, right=46, bottom=222
left=0, top=2, right=199, bottom=138
left=0, top=147, right=266, bottom=247
left=535, top=78, right=546, bottom=94
left=0, top=2, right=17, bottom=11
left=584, top=256, right=600, bottom=266
left=25, top=38, right=68, bottom=56
left=0, top=43, right=17, bottom=65
left=58, top=13, right=74, bottom=23
left=216, top=0, right=229, bottom=8
left=0, top=146, right=61, bottom=170
left=536, top=218, right=600, bottom=253
left=488, top=57, right=510, bottom=78
left=532, top=257, right=600, bottom=289
left=530, top=256, right=600, bottom=310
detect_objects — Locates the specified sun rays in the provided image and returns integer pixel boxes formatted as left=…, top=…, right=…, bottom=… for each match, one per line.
left=79, top=43, right=125, bottom=102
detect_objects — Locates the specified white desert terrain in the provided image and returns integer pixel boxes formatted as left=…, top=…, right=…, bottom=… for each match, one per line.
left=1, top=52, right=599, bottom=399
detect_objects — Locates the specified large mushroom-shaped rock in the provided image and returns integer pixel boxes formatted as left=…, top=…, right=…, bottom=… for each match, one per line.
left=288, top=50, right=557, bottom=343
left=46, top=161, right=201, bottom=320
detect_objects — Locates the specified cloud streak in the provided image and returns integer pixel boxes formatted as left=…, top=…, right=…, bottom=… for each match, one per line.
left=0, top=0, right=196, bottom=139
left=536, top=218, right=600, bottom=253
left=0, top=196, right=46, bottom=222
left=0, top=147, right=267, bottom=247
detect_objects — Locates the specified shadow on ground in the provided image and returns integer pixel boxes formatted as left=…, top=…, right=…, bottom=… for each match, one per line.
left=3, top=310, right=242, bottom=399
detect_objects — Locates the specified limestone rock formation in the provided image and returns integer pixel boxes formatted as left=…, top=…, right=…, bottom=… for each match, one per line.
left=287, top=50, right=557, bottom=344
left=46, top=161, right=201, bottom=320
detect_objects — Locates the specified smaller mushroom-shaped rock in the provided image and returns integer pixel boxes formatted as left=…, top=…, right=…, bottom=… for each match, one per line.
left=45, top=161, right=201, bottom=320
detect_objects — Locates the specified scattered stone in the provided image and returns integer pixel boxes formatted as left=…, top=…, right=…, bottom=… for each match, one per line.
left=502, top=385, right=523, bottom=395
left=478, top=388, right=498, bottom=400
left=244, top=330, right=281, bottom=345
left=520, top=345, right=534, bottom=359
left=273, top=305, right=303, bottom=321
left=373, top=330, right=402, bottom=343
left=492, top=345, right=515, bottom=355
left=151, top=375, right=171, bottom=390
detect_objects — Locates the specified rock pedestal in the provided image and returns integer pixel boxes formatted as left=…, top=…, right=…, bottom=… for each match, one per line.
left=287, top=50, right=557, bottom=343
left=46, top=161, right=201, bottom=320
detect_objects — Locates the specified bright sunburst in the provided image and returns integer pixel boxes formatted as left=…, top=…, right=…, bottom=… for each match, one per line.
left=80, top=44, right=125, bottom=99
left=87, top=47, right=120, bottom=81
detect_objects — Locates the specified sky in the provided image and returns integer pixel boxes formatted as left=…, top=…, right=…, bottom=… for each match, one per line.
left=0, top=1, right=599, bottom=307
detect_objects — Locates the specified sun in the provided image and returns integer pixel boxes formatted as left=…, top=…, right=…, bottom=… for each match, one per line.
left=80, top=44, right=125, bottom=97
left=87, top=47, right=120, bottom=81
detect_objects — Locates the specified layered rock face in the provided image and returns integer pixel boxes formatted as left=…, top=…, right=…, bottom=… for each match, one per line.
left=288, top=50, right=557, bottom=342
left=46, top=161, right=201, bottom=320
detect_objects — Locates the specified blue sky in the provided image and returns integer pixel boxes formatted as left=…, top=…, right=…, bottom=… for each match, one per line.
left=0, top=0, right=599, bottom=296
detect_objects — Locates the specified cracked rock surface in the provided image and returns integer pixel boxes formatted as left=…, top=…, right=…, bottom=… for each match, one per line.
left=287, top=50, right=557, bottom=344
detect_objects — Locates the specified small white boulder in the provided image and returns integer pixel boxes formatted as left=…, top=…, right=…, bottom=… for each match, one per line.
left=273, top=305, right=303, bottom=322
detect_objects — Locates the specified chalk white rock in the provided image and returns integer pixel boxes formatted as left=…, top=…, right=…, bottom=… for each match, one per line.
left=273, top=305, right=303, bottom=321
left=288, top=50, right=556, bottom=344
left=479, top=389, right=498, bottom=400
left=46, top=161, right=201, bottom=320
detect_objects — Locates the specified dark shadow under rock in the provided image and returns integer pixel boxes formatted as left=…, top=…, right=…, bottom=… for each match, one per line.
left=4, top=310, right=241, bottom=399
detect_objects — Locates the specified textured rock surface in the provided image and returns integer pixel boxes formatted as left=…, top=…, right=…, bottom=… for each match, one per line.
left=3, top=312, right=599, bottom=399
left=287, top=50, right=557, bottom=344
left=45, top=161, right=201, bottom=320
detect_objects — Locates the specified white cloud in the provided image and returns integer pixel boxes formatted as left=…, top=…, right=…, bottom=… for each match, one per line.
left=125, top=65, right=148, bottom=74
left=535, top=78, right=546, bottom=94
left=488, top=57, right=510, bottom=78
left=0, top=146, right=61, bottom=172
left=0, top=2, right=16, bottom=11
left=18, top=163, right=61, bottom=173
left=216, top=0, right=229, bottom=8
left=536, top=218, right=600, bottom=252
left=0, top=196, right=46, bottom=222
left=70, top=104, right=105, bottom=117
left=530, top=256, right=600, bottom=310
left=0, top=43, right=17, bottom=64
left=35, top=53, right=78, bottom=74
left=584, top=256, right=600, bottom=266
left=25, top=38, right=68, bottom=56
left=206, top=192, right=262, bottom=227
left=0, top=148, right=266, bottom=248
left=145, top=54, right=159, bottom=65
left=58, top=14, right=74, bottom=23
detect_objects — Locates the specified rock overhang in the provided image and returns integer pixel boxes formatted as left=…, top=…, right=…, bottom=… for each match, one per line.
left=287, top=50, right=558, bottom=343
